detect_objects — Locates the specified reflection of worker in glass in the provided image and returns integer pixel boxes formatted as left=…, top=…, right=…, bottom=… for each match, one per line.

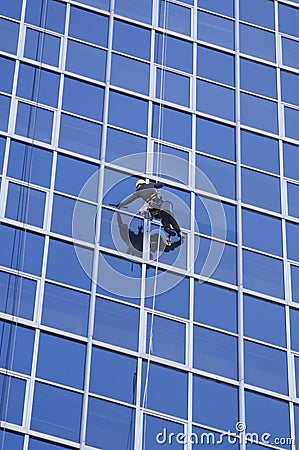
left=116, top=211, right=182, bottom=258
left=118, top=179, right=183, bottom=246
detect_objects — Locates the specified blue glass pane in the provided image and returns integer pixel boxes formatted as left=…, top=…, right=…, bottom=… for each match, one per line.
left=145, top=416, right=184, bottom=449
left=0, top=94, right=10, bottom=132
left=281, top=71, right=299, bottom=107
left=62, top=77, right=104, bottom=121
left=17, top=63, right=60, bottom=107
left=25, top=0, right=66, bottom=33
left=156, top=69, right=189, bottom=107
left=159, top=1, right=191, bottom=36
left=194, top=282, right=237, bottom=332
left=37, top=333, right=86, bottom=389
left=155, top=33, right=193, bottom=73
left=198, top=0, right=234, bottom=17
left=0, top=18, right=19, bottom=54
left=198, top=11, right=234, bottom=50
left=6, top=183, right=46, bottom=228
left=31, top=382, right=82, bottom=441
left=243, top=250, right=284, bottom=299
left=192, top=426, right=238, bottom=448
left=66, top=40, right=106, bottom=82
left=152, top=143, right=189, bottom=184
left=115, top=0, right=152, bottom=24
left=241, top=168, right=281, bottom=213
left=86, top=398, right=134, bottom=449
left=0, top=57, right=15, bottom=94
left=279, top=4, right=299, bottom=39
left=152, top=104, right=192, bottom=147
left=241, top=59, right=277, bottom=98
left=42, top=282, right=89, bottom=336
left=197, top=46, right=234, bottom=86
left=7, top=141, right=52, bottom=188
left=0, top=321, right=34, bottom=374
left=0, top=0, right=22, bottom=19
left=0, top=271, right=36, bottom=320
left=240, top=24, right=276, bottom=62
left=193, top=376, right=238, bottom=430
left=196, top=118, right=235, bottom=161
left=194, top=326, right=238, bottom=379
left=196, top=154, right=236, bottom=199
left=0, top=374, right=26, bottom=425
left=240, top=0, right=274, bottom=29
left=245, top=391, right=290, bottom=442
left=106, top=127, right=147, bottom=164
left=15, top=103, right=53, bottom=144
left=0, top=136, right=5, bottom=173
left=79, top=0, right=109, bottom=9
left=291, top=308, right=299, bottom=351
left=0, top=225, right=44, bottom=275
left=242, top=209, right=282, bottom=256
left=94, top=297, right=140, bottom=350
left=287, top=182, right=299, bottom=218
left=245, top=341, right=288, bottom=394
left=285, top=106, right=299, bottom=140
left=55, top=154, right=99, bottom=200
left=47, top=239, right=92, bottom=290
left=113, top=20, right=150, bottom=59
left=291, top=265, right=299, bottom=303
left=90, top=347, right=137, bottom=403
left=282, top=37, right=299, bottom=70
left=59, top=113, right=102, bottom=159
left=111, top=54, right=149, bottom=95
left=241, top=93, right=278, bottom=134
left=29, top=439, right=73, bottom=450
left=24, top=29, right=60, bottom=66
left=147, top=315, right=185, bottom=364
left=244, top=295, right=286, bottom=347
left=69, top=6, right=108, bottom=46
left=284, top=143, right=299, bottom=182
left=0, top=430, right=23, bottom=450
left=241, top=130, right=279, bottom=174
left=197, top=80, right=235, bottom=121
left=287, top=221, right=299, bottom=263
left=142, top=362, right=188, bottom=418
left=196, top=196, right=236, bottom=242
left=108, top=91, right=148, bottom=134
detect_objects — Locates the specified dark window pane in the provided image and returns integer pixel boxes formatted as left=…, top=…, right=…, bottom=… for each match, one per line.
left=279, top=3, right=299, bottom=39
left=159, top=0, right=191, bottom=36
left=152, top=104, right=192, bottom=147
left=106, top=127, right=147, bottom=166
left=284, top=142, right=299, bottom=182
left=42, top=282, right=89, bottom=336
left=241, top=93, right=278, bottom=134
left=0, top=321, right=34, bottom=374
left=59, top=113, right=102, bottom=159
left=198, top=0, right=234, bottom=17
left=114, top=0, right=152, bottom=24
left=94, top=297, right=139, bottom=350
left=111, top=53, right=149, bottom=95
left=241, top=130, right=279, bottom=174
left=24, top=29, right=60, bottom=67
left=156, top=68, right=189, bottom=107
left=66, top=40, right=106, bottom=82
left=196, top=118, right=235, bottom=161
left=0, top=0, right=22, bottom=19
left=241, top=59, right=276, bottom=99
left=37, top=332, right=86, bottom=389
left=6, top=183, right=46, bottom=228
left=194, top=326, right=238, bottom=379
left=196, top=154, right=236, bottom=199
left=287, top=182, right=299, bottom=218
left=31, top=382, right=82, bottom=441
left=0, top=94, right=10, bottom=132
left=0, top=18, right=19, bottom=54
left=15, top=102, right=53, bottom=144
left=287, top=221, right=299, bottom=263
left=243, top=250, right=284, bottom=299
left=197, top=45, right=234, bottom=86
left=69, top=6, right=108, bottom=46
left=62, top=77, right=104, bottom=121
left=197, top=80, right=235, bottom=121
left=285, top=106, right=299, bottom=140
left=0, top=374, right=26, bottom=425
left=240, top=23, right=275, bottom=62
left=0, top=56, right=15, bottom=94
left=244, top=295, right=286, bottom=347
left=147, top=315, right=185, bottom=364
left=108, top=91, right=148, bottom=135
left=240, top=0, right=274, bottom=29
left=291, top=308, right=299, bottom=352
left=291, top=265, right=299, bottom=303
left=241, top=168, right=281, bottom=213
left=282, top=37, right=299, bottom=70
left=194, top=282, right=237, bottom=333
left=113, top=20, right=150, bottom=59
left=281, top=70, right=299, bottom=107
left=155, top=33, right=193, bottom=73
left=0, top=271, right=36, bottom=320
left=25, top=0, right=66, bottom=33
left=198, top=11, right=234, bottom=50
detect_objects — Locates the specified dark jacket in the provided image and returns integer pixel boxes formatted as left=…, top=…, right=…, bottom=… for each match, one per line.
left=119, top=182, right=164, bottom=209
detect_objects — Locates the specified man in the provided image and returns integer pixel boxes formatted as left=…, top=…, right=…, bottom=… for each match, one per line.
left=118, top=179, right=183, bottom=244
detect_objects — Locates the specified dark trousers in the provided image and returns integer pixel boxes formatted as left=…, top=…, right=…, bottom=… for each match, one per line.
left=158, top=210, right=181, bottom=236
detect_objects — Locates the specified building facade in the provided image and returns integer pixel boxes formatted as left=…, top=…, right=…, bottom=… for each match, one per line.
left=0, top=0, right=299, bottom=449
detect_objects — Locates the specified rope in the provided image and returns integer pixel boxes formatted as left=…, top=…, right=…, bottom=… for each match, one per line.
left=0, top=0, right=49, bottom=447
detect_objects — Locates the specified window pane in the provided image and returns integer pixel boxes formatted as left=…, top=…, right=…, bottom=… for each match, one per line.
left=244, top=295, right=286, bottom=347
left=0, top=56, right=15, bottom=94
left=240, top=0, right=274, bottom=29
left=241, top=130, right=279, bottom=174
left=145, top=416, right=184, bottom=450
left=197, top=80, right=235, bottom=121
left=156, top=68, right=189, bottom=107
left=159, top=1, right=191, bottom=36
left=152, top=104, right=192, bottom=147
left=194, top=282, right=237, bottom=333
left=194, top=326, right=238, bottom=379
left=282, top=37, right=299, bottom=70
left=69, top=6, right=108, bottom=46
left=108, top=91, right=148, bottom=135
left=0, top=321, right=34, bottom=374
left=0, top=431, right=23, bottom=450
left=79, top=0, right=110, bottom=9
left=286, top=221, right=299, bottom=263
left=240, top=24, right=275, bottom=62
left=279, top=3, right=299, bottom=39
left=111, top=53, right=149, bottom=95
left=198, top=11, right=234, bottom=50
left=0, top=18, right=19, bottom=54
left=0, top=0, right=22, bottom=19
left=198, top=0, right=234, bottom=17
left=31, top=382, right=82, bottom=441
left=196, top=154, right=236, bottom=199
left=113, top=20, right=150, bottom=59
left=90, top=347, right=137, bottom=403
left=0, top=136, right=5, bottom=173
left=25, top=0, right=66, bottom=33
left=0, top=271, right=36, bottom=320
left=106, top=127, right=147, bottom=166
left=37, top=332, right=86, bottom=389
left=0, top=94, right=10, bottom=132
left=114, top=0, right=152, bottom=24
left=0, top=374, right=26, bottom=425
left=243, top=250, right=284, bottom=299
left=193, top=376, right=238, bottom=430
left=290, top=308, right=299, bottom=352
left=29, top=439, right=73, bottom=450
left=94, top=297, right=140, bottom=350
left=291, top=265, right=299, bottom=303
left=241, top=59, right=276, bottom=99
left=62, top=77, right=104, bottom=121
left=6, top=183, right=46, bottom=228
left=197, top=46, right=234, bottom=86
left=241, top=93, right=278, bottom=134
left=285, top=106, right=299, bottom=140
left=147, top=315, right=185, bottom=364
left=287, top=182, right=299, bottom=218
left=284, top=143, right=299, bottom=182
left=281, top=70, right=299, bottom=107
left=196, top=196, right=236, bottom=242
left=241, top=168, right=281, bottom=213
left=42, top=282, right=89, bottom=336
left=24, top=29, right=60, bottom=67
left=66, top=40, right=106, bottom=82
left=15, top=102, right=53, bottom=144
left=196, top=118, right=235, bottom=161
left=59, top=113, right=102, bottom=159
left=155, top=33, right=193, bottom=73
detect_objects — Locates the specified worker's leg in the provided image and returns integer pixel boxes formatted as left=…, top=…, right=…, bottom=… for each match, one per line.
left=159, top=211, right=176, bottom=236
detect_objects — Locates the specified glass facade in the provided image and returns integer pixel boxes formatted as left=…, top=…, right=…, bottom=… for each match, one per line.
left=0, top=0, right=298, bottom=449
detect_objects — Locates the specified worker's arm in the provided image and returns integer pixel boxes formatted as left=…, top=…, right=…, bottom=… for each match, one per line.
left=118, top=192, right=139, bottom=208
